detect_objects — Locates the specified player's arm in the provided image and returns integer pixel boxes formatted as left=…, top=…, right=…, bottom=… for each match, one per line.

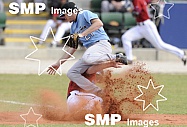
left=58, top=47, right=76, bottom=64
left=78, top=18, right=103, bottom=37
left=47, top=47, right=76, bottom=75
left=132, top=0, right=141, bottom=17
left=86, top=61, right=122, bottom=75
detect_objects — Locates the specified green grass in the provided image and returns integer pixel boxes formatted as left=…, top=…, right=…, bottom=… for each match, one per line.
left=151, top=74, right=187, bottom=114
left=0, top=74, right=69, bottom=111
left=0, top=74, right=187, bottom=127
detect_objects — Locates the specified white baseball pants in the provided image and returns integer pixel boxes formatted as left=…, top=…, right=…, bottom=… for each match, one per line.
left=121, top=19, right=185, bottom=61
left=67, top=90, right=103, bottom=113
left=67, top=40, right=116, bottom=94
left=40, top=19, right=71, bottom=45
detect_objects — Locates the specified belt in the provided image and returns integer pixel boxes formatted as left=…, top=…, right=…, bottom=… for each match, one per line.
left=87, top=40, right=110, bottom=48
left=137, top=22, right=145, bottom=26
left=95, top=40, right=110, bottom=43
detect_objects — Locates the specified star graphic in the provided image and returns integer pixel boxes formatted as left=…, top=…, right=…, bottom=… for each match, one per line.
left=25, top=27, right=75, bottom=76
left=150, top=0, right=174, bottom=19
left=20, top=107, right=42, bottom=127
left=134, top=79, right=167, bottom=111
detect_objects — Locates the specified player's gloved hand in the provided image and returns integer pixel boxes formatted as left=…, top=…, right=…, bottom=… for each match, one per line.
left=67, top=33, right=79, bottom=49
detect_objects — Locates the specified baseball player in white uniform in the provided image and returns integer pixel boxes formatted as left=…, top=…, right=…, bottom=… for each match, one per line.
left=37, top=0, right=71, bottom=47
left=38, top=19, right=71, bottom=47
left=121, top=0, right=187, bottom=65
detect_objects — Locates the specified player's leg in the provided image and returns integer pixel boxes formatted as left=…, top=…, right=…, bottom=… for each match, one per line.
left=38, top=19, right=57, bottom=44
left=67, top=90, right=103, bottom=120
left=86, top=61, right=121, bottom=75
left=67, top=59, right=101, bottom=94
left=51, top=22, right=72, bottom=46
left=82, top=40, right=116, bottom=65
left=121, top=26, right=143, bottom=61
left=143, top=20, right=185, bottom=59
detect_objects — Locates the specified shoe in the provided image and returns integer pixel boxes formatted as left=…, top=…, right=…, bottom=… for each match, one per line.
left=49, top=43, right=57, bottom=48
left=35, top=41, right=43, bottom=45
left=56, top=43, right=63, bottom=47
left=116, top=53, right=128, bottom=65
left=34, top=42, right=46, bottom=48
left=182, top=51, right=186, bottom=66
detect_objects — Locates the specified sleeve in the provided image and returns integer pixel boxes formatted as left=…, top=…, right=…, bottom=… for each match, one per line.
left=83, top=10, right=99, bottom=24
left=146, top=0, right=151, bottom=4
left=133, top=0, right=142, bottom=13
left=70, top=28, right=73, bottom=34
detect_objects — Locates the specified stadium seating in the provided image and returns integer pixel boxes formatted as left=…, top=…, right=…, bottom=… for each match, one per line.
left=0, top=12, right=6, bottom=31
left=101, top=12, right=124, bottom=34
left=94, top=12, right=101, bottom=19
left=0, top=12, right=6, bottom=45
left=90, top=0, right=102, bottom=12
left=124, top=12, right=136, bottom=29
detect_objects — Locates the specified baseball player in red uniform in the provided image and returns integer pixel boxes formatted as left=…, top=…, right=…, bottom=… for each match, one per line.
left=121, top=0, right=187, bottom=65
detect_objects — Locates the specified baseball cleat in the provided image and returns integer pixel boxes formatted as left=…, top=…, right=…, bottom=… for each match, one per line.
left=182, top=51, right=186, bottom=66
left=116, top=53, right=128, bottom=65
left=34, top=42, right=46, bottom=48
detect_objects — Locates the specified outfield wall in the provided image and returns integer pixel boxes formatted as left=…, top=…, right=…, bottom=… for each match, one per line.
left=160, top=3, right=187, bottom=49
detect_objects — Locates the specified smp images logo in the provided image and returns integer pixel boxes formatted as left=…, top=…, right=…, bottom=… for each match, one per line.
left=9, top=2, right=46, bottom=15
left=85, top=114, right=121, bottom=126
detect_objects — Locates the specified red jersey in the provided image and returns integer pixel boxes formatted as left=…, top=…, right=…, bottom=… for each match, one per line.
left=67, top=81, right=82, bottom=98
left=133, top=0, right=150, bottom=22
left=67, top=73, right=96, bottom=98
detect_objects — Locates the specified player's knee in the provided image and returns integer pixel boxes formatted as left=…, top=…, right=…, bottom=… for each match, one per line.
left=121, top=34, right=128, bottom=42
left=67, top=69, right=80, bottom=80
left=46, top=19, right=54, bottom=26
left=121, top=34, right=130, bottom=46
left=67, top=69, right=74, bottom=80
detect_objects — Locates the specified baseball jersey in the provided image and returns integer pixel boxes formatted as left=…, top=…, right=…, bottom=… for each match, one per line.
left=133, top=0, right=150, bottom=22
left=70, top=10, right=110, bottom=48
left=67, top=73, right=96, bottom=98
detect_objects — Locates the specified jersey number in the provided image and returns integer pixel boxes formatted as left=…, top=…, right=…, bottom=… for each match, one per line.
left=85, top=33, right=94, bottom=40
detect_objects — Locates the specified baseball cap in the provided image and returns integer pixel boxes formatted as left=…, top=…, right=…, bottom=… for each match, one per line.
left=59, top=2, right=78, bottom=17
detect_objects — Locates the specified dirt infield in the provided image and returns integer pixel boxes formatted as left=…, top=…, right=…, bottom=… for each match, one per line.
left=0, top=112, right=187, bottom=125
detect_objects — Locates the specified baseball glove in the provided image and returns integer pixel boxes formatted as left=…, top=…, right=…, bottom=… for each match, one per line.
left=67, top=33, right=79, bottom=49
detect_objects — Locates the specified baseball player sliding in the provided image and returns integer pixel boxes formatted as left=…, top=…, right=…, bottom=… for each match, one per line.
left=47, top=2, right=127, bottom=115
left=121, top=0, right=187, bottom=65
left=66, top=61, right=122, bottom=117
